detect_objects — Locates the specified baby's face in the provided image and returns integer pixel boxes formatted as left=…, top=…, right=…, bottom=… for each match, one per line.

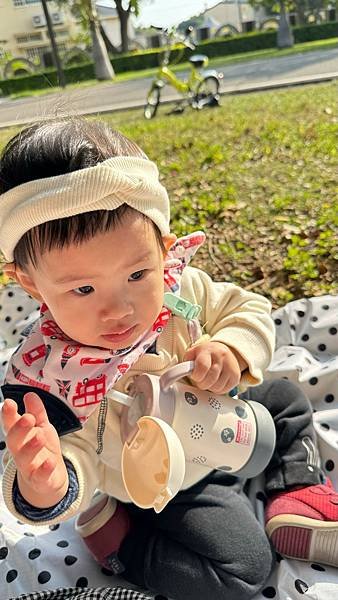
left=24, top=212, right=174, bottom=350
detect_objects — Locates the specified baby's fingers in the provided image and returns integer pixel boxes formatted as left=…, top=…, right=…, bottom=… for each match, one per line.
left=4, top=410, right=37, bottom=456
left=12, top=431, right=48, bottom=476
left=1, top=398, right=21, bottom=435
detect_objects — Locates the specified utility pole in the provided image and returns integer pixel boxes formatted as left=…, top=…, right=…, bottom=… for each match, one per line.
left=40, top=0, right=66, bottom=88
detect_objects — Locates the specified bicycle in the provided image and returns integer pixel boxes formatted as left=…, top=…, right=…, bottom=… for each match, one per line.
left=144, top=28, right=223, bottom=120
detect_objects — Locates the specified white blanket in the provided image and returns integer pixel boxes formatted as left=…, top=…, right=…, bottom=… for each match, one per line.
left=1, top=287, right=338, bottom=600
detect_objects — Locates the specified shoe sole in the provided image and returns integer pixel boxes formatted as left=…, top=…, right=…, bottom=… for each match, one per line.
left=266, top=515, right=338, bottom=567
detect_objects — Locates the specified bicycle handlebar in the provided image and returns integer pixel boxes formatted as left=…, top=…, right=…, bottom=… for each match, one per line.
left=162, top=27, right=196, bottom=50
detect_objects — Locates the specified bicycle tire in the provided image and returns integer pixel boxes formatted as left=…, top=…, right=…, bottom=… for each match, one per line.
left=144, top=87, right=161, bottom=119
left=195, top=76, right=220, bottom=103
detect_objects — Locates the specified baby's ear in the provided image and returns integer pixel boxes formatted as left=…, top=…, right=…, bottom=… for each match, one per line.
left=2, top=262, right=16, bottom=281
left=162, top=234, right=177, bottom=255
left=5, top=264, right=43, bottom=303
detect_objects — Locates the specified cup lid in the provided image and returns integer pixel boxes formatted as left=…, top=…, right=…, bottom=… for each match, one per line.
left=121, top=416, right=186, bottom=513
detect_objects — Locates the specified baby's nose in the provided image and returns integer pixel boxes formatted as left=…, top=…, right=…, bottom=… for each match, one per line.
left=100, top=298, right=133, bottom=321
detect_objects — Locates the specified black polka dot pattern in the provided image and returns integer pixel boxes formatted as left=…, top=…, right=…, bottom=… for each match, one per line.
left=325, top=394, right=335, bottom=403
left=295, top=579, right=309, bottom=594
left=262, top=587, right=276, bottom=598
left=76, top=576, right=89, bottom=587
left=37, top=571, right=51, bottom=583
left=325, top=459, right=335, bottom=471
left=28, top=548, right=41, bottom=560
left=64, top=555, right=77, bottom=565
left=6, top=569, right=18, bottom=583
left=311, top=563, right=326, bottom=571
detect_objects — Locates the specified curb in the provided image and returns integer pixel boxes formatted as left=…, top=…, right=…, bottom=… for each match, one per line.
left=0, top=71, right=337, bottom=130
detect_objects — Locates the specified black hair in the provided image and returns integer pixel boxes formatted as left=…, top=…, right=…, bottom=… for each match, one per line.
left=0, top=117, right=164, bottom=268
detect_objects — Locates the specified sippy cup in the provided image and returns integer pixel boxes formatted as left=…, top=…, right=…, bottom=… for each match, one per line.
left=113, top=361, right=276, bottom=513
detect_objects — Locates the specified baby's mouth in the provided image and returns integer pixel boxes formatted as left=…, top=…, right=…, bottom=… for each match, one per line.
left=101, top=325, right=136, bottom=342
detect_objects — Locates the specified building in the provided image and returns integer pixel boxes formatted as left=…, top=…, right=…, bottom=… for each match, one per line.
left=0, top=0, right=80, bottom=68
left=133, top=0, right=267, bottom=48
left=203, top=0, right=264, bottom=35
left=0, top=0, right=124, bottom=72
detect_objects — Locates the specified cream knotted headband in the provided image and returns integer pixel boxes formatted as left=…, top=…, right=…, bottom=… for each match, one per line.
left=0, top=156, right=170, bottom=262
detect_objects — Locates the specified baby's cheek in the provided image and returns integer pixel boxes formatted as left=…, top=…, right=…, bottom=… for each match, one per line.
left=54, top=304, right=88, bottom=338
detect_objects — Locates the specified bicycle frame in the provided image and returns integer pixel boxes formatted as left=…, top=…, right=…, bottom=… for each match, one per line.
left=158, top=64, right=204, bottom=95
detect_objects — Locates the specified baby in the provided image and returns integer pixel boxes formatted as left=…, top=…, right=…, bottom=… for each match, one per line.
left=1, top=118, right=338, bottom=600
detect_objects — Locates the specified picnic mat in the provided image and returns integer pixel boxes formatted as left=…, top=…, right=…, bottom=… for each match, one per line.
left=0, top=285, right=337, bottom=600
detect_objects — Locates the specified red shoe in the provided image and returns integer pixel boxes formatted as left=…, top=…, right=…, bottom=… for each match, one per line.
left=75, top=493, right=132, bottom=574
left=265, top=479, right=338, bottom=567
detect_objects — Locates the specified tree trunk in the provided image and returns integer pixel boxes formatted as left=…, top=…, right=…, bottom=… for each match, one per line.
left=277, top=0, right=294, bottom=49
left=89, top=17, right=115, bottom=79
left=293, top=0, right=307, bottom=25
left=99, top=23, right=119, bottom=54
left=119, top=10, right=129, bottom=53
left=115, top=0, right=130, bottom=54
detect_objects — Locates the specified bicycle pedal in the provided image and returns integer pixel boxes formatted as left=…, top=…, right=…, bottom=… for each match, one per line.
left=166, top=105, right=185, bottom=115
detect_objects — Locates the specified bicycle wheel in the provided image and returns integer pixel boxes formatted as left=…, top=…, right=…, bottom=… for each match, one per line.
left=195, top=76, right=220, bottom=103
left=144, top=87, right=161, bottom=119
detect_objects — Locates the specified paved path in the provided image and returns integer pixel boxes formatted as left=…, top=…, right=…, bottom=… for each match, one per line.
left=0, top=47, right=337, bottom=128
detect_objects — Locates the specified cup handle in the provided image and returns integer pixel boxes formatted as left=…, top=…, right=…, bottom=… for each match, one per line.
left=160, top=361, right=239, bottom=397
left=160, top=361, right=195, bottom=392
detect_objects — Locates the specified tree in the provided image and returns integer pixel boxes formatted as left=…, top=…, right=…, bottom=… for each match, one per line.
left=277, top=0, right=294, bottom=47
left=114, top=1, right=140, bottom=54
left=58, top=0, right=115, bottom=80
left=249, top=0, right=294, bottom=48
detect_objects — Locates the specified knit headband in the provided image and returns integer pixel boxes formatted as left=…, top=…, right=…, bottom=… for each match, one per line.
left=0, top=156, right=170, bottom=262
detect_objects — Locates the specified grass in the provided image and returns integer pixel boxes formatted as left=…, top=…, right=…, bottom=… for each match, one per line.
left=7, top=36, right=338, bottom=100
left=0, top=81, right=337, bottom=308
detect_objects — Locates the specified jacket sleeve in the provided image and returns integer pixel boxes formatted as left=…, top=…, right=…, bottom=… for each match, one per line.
left=181, top=266, right=275, bottom=387
left=2, top=417, right=102, bottom=526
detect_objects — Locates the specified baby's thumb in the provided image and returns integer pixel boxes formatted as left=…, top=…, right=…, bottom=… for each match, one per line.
left=183, top=345, right=198, bottom=362
left=23, top=392, right=50, bottom=427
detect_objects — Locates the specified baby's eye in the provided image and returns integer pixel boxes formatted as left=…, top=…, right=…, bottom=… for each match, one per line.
left=73, top=285, right=94, bottom=295
left=129, top=270, right=145, bottom=281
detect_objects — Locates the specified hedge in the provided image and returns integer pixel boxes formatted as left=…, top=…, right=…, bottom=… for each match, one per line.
left=0, top=21, right=337, bottom=96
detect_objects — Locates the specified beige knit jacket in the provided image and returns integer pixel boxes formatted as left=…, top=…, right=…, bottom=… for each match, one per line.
left=2, top=266, right=275, bottom=525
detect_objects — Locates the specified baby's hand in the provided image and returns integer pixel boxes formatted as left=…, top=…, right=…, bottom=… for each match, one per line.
left=1, top=392, right=68, bottom=508
left=183, top=341, right=245, bottom=395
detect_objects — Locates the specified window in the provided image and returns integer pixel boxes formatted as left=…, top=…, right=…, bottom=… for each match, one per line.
left=16, top=32, right=43, bottom=44
left=46, top=29, right=68, bottom=39
left=13, top=0, right=44, bottom=6
left=25, top=45, right=48, bottom=61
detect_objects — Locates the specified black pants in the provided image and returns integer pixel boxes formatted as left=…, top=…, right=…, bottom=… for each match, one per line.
left=119, top=379, right=323, bottom=600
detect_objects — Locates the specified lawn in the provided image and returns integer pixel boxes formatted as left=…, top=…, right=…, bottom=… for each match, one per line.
left=0, top=81, right=337, bottom=308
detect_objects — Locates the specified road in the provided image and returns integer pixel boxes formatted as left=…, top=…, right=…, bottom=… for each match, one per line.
left=0, top=47, right=337, bottom=128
